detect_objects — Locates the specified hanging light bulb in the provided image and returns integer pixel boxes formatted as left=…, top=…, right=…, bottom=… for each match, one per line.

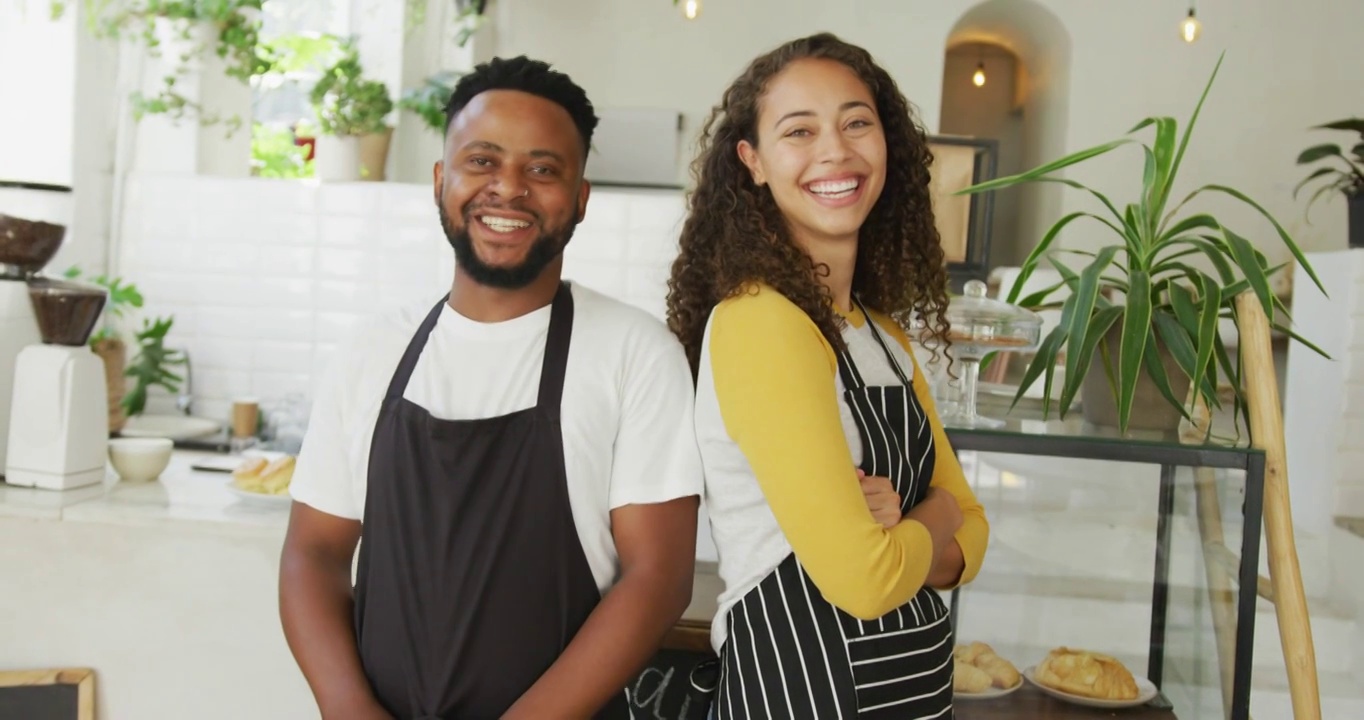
left=682, top=0, right=701, bottom=20
left=1181, top=8, right=1202, bottom=43
left=972, top=61, right=986, bottom=87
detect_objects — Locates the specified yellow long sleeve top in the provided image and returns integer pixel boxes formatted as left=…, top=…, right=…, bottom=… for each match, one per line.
left=696, top=284, right=989, bottom=652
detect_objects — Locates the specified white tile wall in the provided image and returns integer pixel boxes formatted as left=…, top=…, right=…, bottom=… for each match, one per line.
left=116, top=174, right=687, bottom=423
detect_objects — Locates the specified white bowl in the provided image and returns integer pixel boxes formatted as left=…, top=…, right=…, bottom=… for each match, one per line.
left=108, top=437, right=174, bottom=482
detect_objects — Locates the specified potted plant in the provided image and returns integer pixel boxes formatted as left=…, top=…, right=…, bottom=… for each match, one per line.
left=310, top=41, right=395, bottom=181
left=398, top=72, right=461, bottom=134
left=1295, top=118, right=1364, bottom=249
left=58, top=0, right=267, bottom=131
left=958, top=54, right=1328, bottom=435
left=62, top=267, right=143, bottom=432
left=122, top=316, right=187, bottom=418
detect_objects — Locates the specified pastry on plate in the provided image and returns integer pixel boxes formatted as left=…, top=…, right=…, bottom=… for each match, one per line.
left=953, top=660, right=992, bottom=693
left=953, top=641, right=1020, bottom=691
left=232, top=455, right=296, bottom=496
left=1034, top=647, right=1139, bottom=701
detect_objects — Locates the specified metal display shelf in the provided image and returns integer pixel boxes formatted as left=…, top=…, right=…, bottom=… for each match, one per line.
left=944, top=408, right=1265, bottom=720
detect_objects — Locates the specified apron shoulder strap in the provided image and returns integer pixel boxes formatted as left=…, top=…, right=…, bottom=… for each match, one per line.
left=384, top=296, right=449, bottom=401
left=852, top=297, right=914, bottom=388
left=536, top=282, right=574, bottom=416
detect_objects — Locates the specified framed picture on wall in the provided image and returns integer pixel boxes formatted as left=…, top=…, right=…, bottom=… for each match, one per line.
left=925, top=135, right=998, bottom=292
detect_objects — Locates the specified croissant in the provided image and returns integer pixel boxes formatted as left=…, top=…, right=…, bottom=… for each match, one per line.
left=1034, top=647, right=1139, bottom=700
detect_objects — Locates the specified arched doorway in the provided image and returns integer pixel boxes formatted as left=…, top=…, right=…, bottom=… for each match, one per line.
left=939, top=41, right=1024, bottom=268
left=941, top=0, right=1072, bottom=269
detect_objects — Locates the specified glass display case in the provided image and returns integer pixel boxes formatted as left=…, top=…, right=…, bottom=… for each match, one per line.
left=943, top=395, right=1265, bottom=720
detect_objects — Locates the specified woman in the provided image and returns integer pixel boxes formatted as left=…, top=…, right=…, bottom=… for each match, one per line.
left=666, top=33, right=990, bottom=718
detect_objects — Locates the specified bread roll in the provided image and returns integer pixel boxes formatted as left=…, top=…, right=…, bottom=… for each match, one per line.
left=952, top=642, right=1020, bottom=692
left=953, top=660, right=992, bottom=694
left=232, top=455, right=295, bottom=495
left=1034, top=647, right=1139, bottom=700
left=976, top=652, right=1021, bottom=689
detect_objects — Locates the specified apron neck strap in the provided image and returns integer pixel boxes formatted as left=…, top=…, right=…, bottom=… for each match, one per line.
left=536, top=282, right=574, bottom=413
left=385, top=296, right=449, bottom=401
left=844, top=296, right=914, bottom=389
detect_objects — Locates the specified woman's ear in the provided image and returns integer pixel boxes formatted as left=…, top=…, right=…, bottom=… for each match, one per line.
left=737, top=140, right=766, bottom=186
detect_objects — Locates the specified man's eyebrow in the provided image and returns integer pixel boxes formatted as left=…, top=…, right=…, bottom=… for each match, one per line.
left=460, top=140, right=504, bottom=153
left=529, top=149, right=566, bottom=163
left=459, top=142, right=565, bottom=164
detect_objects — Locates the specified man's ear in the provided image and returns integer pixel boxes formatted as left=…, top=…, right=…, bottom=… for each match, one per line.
left=432, top=160, right=444, bottom=205
left=575, top=178, right=591, bottom=224
left=737, top=140, right=765, bottom=186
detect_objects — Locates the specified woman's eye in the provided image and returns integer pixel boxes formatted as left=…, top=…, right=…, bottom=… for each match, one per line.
left=787, top=128, right=811, bottom=138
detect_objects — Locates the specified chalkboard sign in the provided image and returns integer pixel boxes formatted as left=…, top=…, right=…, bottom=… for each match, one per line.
left=627, top=621, right=718, bottom=720
left=0, top=669, right=94, bottom=720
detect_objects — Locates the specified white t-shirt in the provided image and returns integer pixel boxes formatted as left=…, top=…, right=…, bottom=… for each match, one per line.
left=290, top=282, right=705, bottom=593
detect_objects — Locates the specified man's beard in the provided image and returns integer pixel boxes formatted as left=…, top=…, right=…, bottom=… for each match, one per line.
left=439, top=202, right=575, bottom=290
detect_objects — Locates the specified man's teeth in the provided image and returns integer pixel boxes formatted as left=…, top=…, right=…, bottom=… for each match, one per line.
left=480, top=216, right=531, bottom=233
left=807, top=179, right=859, bottom=198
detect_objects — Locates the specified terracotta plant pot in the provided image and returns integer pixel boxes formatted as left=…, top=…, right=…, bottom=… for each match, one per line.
left=358, top=128, right=393, bottom=181
left=92, top=338, right=128, bottom=434
left=1080, top=322, right=1192, bottom=432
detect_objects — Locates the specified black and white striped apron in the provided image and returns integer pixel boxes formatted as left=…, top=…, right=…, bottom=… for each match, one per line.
left=713, top=302, right=954, bottom=719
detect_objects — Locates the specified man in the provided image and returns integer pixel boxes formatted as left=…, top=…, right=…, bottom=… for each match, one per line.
left=279, top=56, right=703, bottom=720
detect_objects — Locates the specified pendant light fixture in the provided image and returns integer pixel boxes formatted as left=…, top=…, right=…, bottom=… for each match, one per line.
left=972, top=48, right=986, bottom=87
left=1181, top=3, right=1202, bottom=43
left=682, top=0, right=701, bottom=20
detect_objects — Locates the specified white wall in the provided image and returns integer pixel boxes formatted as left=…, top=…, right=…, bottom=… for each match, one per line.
left=0, top=3, right=76, bottom=187
left=492, top=0, right=1363, bottom=264
left=114, top=178, right=686, bottom=421
left=1285, top=250, right=1364, bottom=533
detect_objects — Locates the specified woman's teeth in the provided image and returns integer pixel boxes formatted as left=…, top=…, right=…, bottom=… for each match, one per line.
left=807, top=178, right=859, bottom=199
left=480, top=216, right=531, bottom=233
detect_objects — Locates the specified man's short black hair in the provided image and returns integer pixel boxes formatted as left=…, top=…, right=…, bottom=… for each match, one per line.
left=443, top=56, right=598, bottom=156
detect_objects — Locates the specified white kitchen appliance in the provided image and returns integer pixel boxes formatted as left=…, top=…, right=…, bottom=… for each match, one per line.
left=5, top=277, right=109, bottom=490
left=0, top=212, right=64, bottom=477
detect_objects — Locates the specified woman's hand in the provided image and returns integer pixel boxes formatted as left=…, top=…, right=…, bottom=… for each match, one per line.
left=905, top=487, right=963, bottom=560
left=857, top=469, right=902, bottom=530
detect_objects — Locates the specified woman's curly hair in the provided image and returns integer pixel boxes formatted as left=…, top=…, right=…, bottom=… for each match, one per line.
left=665, top=32, right=952, bottom=379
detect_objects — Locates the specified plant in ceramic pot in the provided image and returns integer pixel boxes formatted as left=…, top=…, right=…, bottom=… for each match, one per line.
left=310, top=41, right=395, bottom=182
left=958, top=54, right=1328, bottom=435
left=1295, top=118, right=1364, bottom=249
left=59, top=0, right=267, bottom=131
left=398, top=71, right=462, bottom=134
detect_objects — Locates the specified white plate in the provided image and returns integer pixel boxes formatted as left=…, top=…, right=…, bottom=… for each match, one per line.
left=955, top=679, right=1023, bottom=700
left=226, top=483, right=293, bottom=508
left=121, top=414, right=222, bottom=440
left=1023, top=665, right=1159, bottom=708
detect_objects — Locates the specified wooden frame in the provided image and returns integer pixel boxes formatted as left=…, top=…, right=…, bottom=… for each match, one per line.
left=0, top=668, right=95, bottom=720
left=926, top=135, right=999, bottom=292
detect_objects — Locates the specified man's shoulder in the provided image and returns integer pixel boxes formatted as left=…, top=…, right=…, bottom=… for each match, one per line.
left=569, top=282, right=677, bottom=347
left=325, top=301, right=433, bottom=381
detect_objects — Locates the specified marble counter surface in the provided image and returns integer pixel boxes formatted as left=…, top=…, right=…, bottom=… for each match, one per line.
left=0, top=450, right=289, bottom=533
left=0, top=448, right=722, bottom=620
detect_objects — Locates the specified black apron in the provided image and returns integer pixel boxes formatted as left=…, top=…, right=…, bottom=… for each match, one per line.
left=353, top=283, right=632, bottom=720
left=713, top=301, right=954, bottom=719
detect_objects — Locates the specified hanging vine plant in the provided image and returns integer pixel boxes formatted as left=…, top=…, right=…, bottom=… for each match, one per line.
left=54, top=0, right=268, bottom=132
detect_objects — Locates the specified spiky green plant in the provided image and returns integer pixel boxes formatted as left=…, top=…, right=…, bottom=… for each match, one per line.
left=957, top=53, right=1328, bottom=435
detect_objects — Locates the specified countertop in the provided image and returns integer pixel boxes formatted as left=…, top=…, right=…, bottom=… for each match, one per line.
left=0, top=450, right=288, bottom=532
left=0, top=449, right=722, bottom=621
